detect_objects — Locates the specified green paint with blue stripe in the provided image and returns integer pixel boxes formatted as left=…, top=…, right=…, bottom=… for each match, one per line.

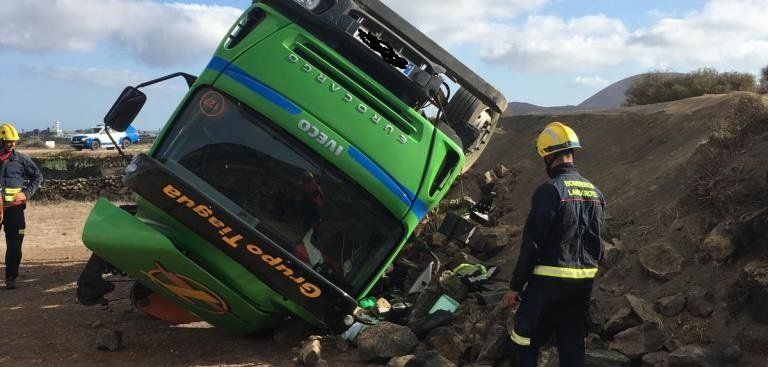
left=82, top=2, right=466, bottom=334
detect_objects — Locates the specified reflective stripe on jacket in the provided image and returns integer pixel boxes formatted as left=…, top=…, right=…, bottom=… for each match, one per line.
left=3, top=187, right=21, bottom=202
left=510, top=163, right=605, bottom=291
left=0, top=151, right=43, bottom=205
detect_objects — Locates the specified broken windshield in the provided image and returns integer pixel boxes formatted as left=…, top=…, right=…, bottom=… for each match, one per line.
left=153, top=87, right=403, bottom=295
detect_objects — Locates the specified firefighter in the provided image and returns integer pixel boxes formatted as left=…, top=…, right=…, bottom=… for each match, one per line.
left=1, top=123, right=43, bottom=290
left=503, top=122, right=606, bottom=366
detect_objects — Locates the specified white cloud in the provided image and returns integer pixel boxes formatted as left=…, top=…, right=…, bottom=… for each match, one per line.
left=480, top=0, right=768, bottom=74
left=0, top=0, right=241, bottom=67
left=27, top=65, right=147, bottom=87
left=482, top=14, right=629, bottom=72
left=381, top=0, right=548, bottom=46
left=574, top=75, right=609, bottom=87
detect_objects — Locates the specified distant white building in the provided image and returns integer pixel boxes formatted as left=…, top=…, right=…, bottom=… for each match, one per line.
left=52, top=120, right=63, bottom=137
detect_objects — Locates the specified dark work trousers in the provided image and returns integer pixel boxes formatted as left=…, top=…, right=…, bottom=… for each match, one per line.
left=512, top=276, right=593, bottom=367
left=3, top=204, right=26, bottom=281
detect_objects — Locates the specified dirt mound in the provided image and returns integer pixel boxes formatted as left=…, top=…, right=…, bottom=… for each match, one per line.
left=449, top=91, right=768, bottom=365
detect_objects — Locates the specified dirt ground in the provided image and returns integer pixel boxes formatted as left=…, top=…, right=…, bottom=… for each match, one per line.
left=0, top=202, right=365, bottom=367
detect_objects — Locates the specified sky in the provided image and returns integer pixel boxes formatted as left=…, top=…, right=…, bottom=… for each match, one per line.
left=2, top=0, right=768, bottom=132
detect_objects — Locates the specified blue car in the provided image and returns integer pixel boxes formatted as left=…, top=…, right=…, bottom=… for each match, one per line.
left=71, top=125, right=140, bottom=150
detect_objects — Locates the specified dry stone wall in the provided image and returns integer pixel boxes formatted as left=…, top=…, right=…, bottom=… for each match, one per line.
left=30, top=155, right=133, bottom=202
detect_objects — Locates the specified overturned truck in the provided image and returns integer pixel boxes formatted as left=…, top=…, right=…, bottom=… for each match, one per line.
left=76, top=0, right=507, bottom=334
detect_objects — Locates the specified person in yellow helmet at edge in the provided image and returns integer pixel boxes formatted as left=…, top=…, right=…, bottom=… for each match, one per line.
left=0, top=123, right=43, bottom=290
left=503, top=121, right=606, bottom=366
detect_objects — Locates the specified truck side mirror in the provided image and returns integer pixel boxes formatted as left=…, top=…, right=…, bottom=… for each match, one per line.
left=104, top=86, right=146, bottom=132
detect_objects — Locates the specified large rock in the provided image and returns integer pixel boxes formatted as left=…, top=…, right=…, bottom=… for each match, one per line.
left=476, top=226, right=515, bottom=258
left=603, top=307, right=641, bottom=337
left=609, top=323, right=666, bottom=359
left=387, top=355, right=415, bottom=367
left=641, top=351, right=669, bottom=367
left=668, top=344, right=714, bottom=367
left=357, top=322, right=419, bottom=362
left=739, top=260, right=768, bottom=288
left=298, top=339, right=322, bottom=367
left=407, top=350, right=457, bottom=367
left=95, top=329, right=123, bottom=352
left=474, top=308, right=514, bottom=365
left=639, top=242, right=683, bottom=280
left=590, top=299, right=611, bottom=334
left=601, top=239, right=623, bottom=268
left=655, top=293, right=686, bottom=317
left=685, top=287, right=714, bottom=318
left=702, top=222, right=734, bottom=261
left=587, top=333, right=608, bottom=350
left=585, top=349, right=631, bottom=367
left=425, top=327, right=465, bottom=364
left=626, top=294, right=664, bottom=326
left=438, top=271, right=469, bottom=301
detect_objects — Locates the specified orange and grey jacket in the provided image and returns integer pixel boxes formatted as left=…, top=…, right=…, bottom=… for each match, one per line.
left=509, top=163, right=605, bottom=291
left=0, top=151, right=43, bottom=206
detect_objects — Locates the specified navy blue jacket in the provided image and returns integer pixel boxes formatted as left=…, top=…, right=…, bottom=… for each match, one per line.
left=0, top=150, right=43, bottom=202
left=510, top=163, right=606, bottom=291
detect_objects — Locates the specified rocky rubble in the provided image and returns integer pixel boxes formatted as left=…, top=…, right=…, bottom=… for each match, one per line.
left=293, top=148, right=768, bottom=365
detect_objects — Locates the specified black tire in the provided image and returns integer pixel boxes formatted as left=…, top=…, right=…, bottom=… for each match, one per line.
left=121, top=138, right=131, bottom=149
left=90, top=140, right=100, bottom=150
left=435, top=121, right=462, bottom=148
left=444, top=88, right=500, bottom=173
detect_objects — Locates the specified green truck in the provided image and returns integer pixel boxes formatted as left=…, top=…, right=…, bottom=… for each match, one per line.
left=76, top=0, right=507, bottom=334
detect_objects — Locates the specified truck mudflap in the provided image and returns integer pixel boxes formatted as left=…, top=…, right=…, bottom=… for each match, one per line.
left=82, top=199, right=277, bottom=334
left=121, top=153, right=358, bottom=332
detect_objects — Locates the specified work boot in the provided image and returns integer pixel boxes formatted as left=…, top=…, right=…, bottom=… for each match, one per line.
left=5, top=279, right=17, bottom=290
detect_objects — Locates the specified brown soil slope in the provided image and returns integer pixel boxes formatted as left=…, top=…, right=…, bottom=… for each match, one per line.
left=462, top=91, right=768, bottom=364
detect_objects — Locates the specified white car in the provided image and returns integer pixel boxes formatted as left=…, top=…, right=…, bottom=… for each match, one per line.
left=70, top=125, right=139, bottom=150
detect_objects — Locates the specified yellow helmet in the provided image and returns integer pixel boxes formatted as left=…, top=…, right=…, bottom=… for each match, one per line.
left=0, top=123, right=20, bottom=142
left=536, top=121, right=581, bottom=157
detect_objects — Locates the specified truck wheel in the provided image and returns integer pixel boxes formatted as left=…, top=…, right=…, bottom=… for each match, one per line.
left=444, top=88, right=500, bottom=173
left=90, top=140, right=101, bottom=150
left=435, top=120, right=462, bottom=148
left=121, top=138, right=131, bottom=149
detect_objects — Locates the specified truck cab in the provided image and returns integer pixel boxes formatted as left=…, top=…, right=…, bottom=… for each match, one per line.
left=77, top=0, right=507, bottom=334
left=71, top=125, right=139, bottom=150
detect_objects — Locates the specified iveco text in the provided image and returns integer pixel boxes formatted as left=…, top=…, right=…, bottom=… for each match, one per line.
left=298, top=119, right=345, bottom=156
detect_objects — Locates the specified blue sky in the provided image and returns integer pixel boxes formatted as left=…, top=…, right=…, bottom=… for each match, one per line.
left=1, top=0, right=767, bottom=132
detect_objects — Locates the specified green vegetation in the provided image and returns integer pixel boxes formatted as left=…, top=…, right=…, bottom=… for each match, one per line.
left=625, top=68, right=756, bottom=106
